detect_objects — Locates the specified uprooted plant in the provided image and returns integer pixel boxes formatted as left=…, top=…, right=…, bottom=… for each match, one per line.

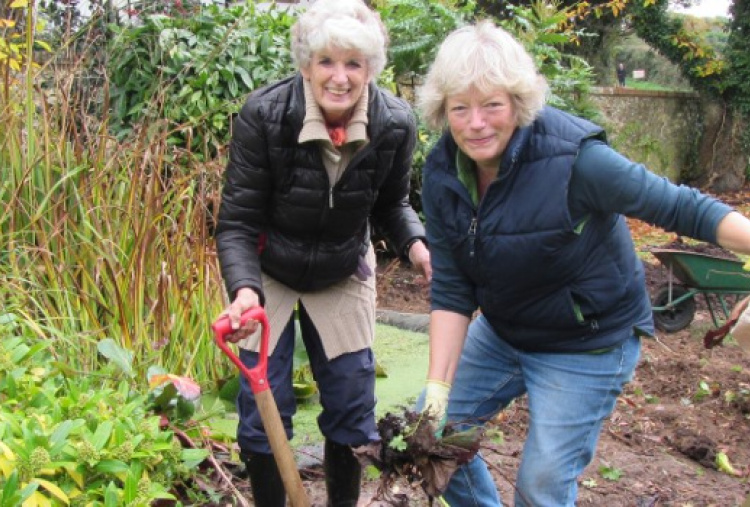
left=353, top=409, right=485, bottom=505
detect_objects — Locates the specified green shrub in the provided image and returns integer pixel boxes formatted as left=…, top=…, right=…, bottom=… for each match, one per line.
left=501, top=2, right=600, bottom=122
left=377, top=0, right=475, bottom=80
left=107, top=2, right=297, bottom=159
left=0, top=319, right=208, bottom=506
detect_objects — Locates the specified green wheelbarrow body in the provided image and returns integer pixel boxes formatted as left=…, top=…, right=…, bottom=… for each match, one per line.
left=649, top=248, right=750, bottom=333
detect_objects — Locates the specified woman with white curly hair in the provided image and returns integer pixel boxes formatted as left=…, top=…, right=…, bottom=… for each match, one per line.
left=213, top=0, right=430, bottom=504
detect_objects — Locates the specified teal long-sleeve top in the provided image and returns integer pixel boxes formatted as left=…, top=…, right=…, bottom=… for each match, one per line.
left=568, top=140, right=732, bottom=242
left=457, top=138, right=732, bottom=243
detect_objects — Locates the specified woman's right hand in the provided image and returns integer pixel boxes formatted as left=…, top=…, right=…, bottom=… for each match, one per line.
left=408, top=240, right=432, bottom=282
left=216, top=287, right=261, bottom=343
left=423, top=379, right=451, bottom=436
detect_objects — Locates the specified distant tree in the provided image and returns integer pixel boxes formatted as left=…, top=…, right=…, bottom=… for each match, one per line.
left=470, top=1, right=715, bottom=88
left=474, top=0, right=695, bottom=22
left=627, top=0, right=750, bottom=190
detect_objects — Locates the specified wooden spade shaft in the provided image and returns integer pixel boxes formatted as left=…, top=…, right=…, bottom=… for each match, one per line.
left=254, top=389, right=310, bottom=506
left=212, top=309, right=310, bottom=506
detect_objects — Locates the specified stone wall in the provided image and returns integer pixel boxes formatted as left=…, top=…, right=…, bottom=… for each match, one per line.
left=589, top=87, right=703, bottom=182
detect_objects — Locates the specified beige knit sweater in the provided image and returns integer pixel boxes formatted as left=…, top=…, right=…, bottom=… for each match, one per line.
left=238, top=81, right=377, bottom=360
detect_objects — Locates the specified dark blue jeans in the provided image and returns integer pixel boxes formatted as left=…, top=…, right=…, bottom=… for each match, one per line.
left=237, top=304, right=378, bottom=454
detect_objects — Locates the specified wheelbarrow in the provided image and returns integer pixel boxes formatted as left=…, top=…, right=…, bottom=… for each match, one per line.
left=212, top=307, right=310, bottom=507
left=649, top=248, right=750, bottom=334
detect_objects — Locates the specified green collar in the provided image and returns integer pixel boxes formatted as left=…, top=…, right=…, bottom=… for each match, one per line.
left=456, top=150, right=479, bottom=206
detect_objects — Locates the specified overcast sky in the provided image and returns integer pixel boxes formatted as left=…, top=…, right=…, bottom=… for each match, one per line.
left=670, top=0, right=731, bottom=18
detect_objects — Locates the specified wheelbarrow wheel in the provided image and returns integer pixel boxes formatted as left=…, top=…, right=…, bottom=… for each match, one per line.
left=652, top=285, right=696, bottom=333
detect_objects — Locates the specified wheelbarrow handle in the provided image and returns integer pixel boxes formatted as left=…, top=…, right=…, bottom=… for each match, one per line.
left=212, top=307, right=310, bottom=507
left=212, top=307, right=270, bottom=393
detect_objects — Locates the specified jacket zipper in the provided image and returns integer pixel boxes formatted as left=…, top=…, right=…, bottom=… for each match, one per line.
left=468, top=217, right=478, bottom=258
left=443, top=176, right=479, bottom=260
left=465, top=150, right=516, bottom=261
left=327, top=137, right=383, bottom=210
left=320, top=137, right=384, bottom=276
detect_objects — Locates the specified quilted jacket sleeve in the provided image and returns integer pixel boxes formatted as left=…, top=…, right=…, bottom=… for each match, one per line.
left=370, top=98, right=426, bottom=259
left=215, top=97, right=271, bottom=303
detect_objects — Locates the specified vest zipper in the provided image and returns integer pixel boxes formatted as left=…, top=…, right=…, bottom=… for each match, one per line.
left=329, top=187, right=334, bottom=209
left=590, top=319, right=599, bottom=333
left=468, top=217, right=478, bottom=258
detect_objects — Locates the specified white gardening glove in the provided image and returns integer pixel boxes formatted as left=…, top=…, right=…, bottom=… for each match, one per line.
left=423, top=379, right=451, bottom=436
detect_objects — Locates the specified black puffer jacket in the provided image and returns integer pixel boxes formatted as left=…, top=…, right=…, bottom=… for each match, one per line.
left=216, top=73, right=425, bottom=301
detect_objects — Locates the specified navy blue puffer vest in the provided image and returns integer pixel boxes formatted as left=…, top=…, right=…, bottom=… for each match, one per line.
left=426, top=107, right=651, bottom=352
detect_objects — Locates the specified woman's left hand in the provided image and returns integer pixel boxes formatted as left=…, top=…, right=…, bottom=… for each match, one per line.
left=408, top=240, right=432, bottom=282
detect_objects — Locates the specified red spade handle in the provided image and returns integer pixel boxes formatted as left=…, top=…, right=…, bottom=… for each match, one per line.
left=212, top=307, right=270, bottom=393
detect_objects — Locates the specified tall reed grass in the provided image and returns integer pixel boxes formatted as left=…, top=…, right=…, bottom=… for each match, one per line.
left=0, top=28, right=231, bottom=389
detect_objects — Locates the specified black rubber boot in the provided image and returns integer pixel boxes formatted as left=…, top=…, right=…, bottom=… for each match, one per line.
left=324, top=439, right=361, bottom=507
left=242, top=452, right=286, bottom=507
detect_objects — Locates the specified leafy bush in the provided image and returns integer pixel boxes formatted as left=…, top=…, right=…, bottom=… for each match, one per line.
left=406, top=118, right=440, bottom=217
left=501, top=2, right=600, bottom=122
left=1, top=1, right=52, bottom=72
left=377, top=0, right=475, bottom=80
left=107, top=2, right=297, bottom=159
left=0, top=318, right=208, bottom=506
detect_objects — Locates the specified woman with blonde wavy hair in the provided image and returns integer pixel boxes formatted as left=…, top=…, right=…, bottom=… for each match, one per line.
left=417, top=20, right=750, bottom=506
